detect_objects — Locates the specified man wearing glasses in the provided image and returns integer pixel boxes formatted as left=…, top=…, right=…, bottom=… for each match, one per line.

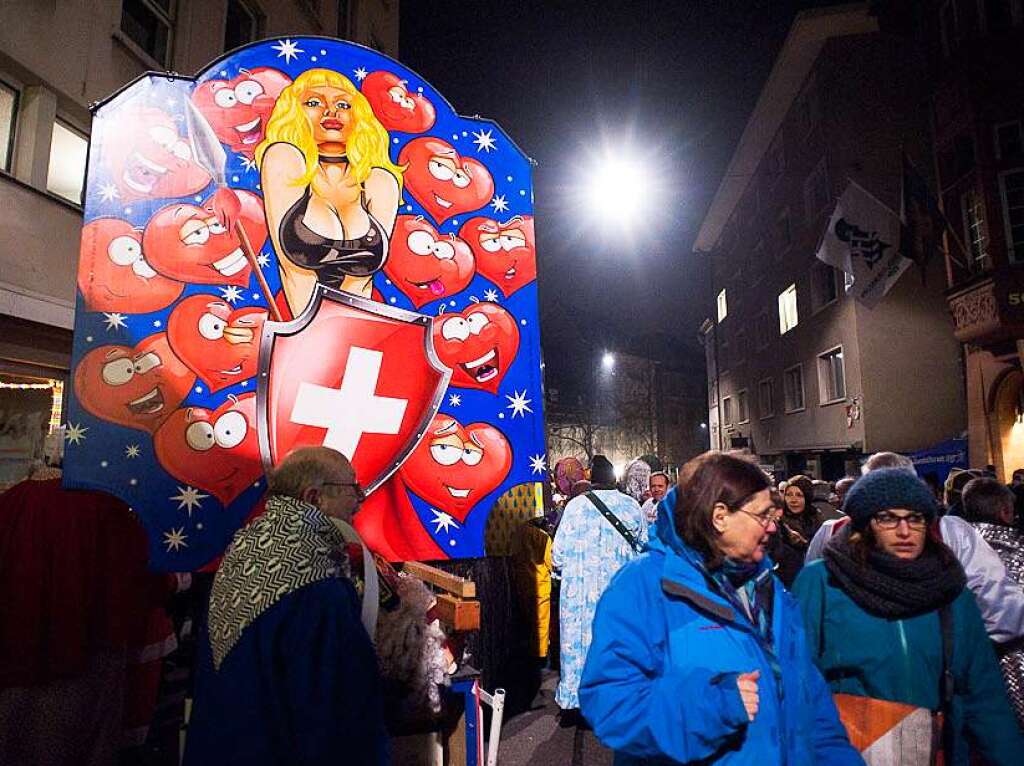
left=185, top=446, right=388, bottom=766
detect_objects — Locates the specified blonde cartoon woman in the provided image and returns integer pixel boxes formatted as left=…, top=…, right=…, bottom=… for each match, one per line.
left=256, top=69, right=403, bottom=315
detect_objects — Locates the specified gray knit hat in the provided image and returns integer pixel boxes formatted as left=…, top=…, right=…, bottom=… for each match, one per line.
left=843, top=467, right=938, bottom=529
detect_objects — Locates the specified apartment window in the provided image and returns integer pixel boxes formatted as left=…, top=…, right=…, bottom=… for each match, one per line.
left=804, top=157, right=830, bottom=219
left=46, top=120, right=88, bottom=205
left=737, top=390, right=749, bottom=424
left=120, top=0, right=175, bottom=65
left=1000, top=170, right=1024, bottom=262
left=778, top=283, right=798, bottom=335
left=225, top=0, right=261, bottom=52
left=961, top=187, right=990, bottom=270
left=784, top=364, right=805, bottom=413
left=811, top=261, right=839, bottom=312
left=759, top=378, right=775, bottom=419
left=717, top=288, right=728, bottom=322
left=722, top=396, right=733, bottom=426
left=817, top=346, right=846, bottom=405
left=0, top=80, right=16, bottom=171
left=996, top=121, right=1023, bottom=160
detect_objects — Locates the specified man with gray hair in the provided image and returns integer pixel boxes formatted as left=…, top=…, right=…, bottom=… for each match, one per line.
left=806, top=451, right=1024, bottom=648
left=185, top=446, right=388, bottom=766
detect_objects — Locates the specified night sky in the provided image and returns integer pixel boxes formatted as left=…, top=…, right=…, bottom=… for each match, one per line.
left=402, top=1, right=842, bottom=391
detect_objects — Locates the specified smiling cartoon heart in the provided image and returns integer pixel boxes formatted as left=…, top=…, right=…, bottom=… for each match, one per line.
left=192, top=67, right=291, bottom=157
left=99, top=106, right=212, bottom=201
left=74, top=333, right=195, bottom=433
left=78, top=218, right=184, bottom=313
left=167, top=294, right=268, bottom=392
left=431, top=302, right=519, bottom=393
left=361, top=70, right=436, bottom=134
left=142, top=190, right=267, bottom=286
left=398, top=413, right=512, bottom=521
left=383, top=215, right=475, bottom=308
left=398, top=138, right=494, bottom=225
left=459, top=215, right=537, bottom=298
left=153, top=393, right=262, bottom=505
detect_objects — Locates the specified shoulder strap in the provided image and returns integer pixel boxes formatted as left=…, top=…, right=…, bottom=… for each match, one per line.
left=939, top=603, right=955, bottom=758
left=586, top=492, right=642, bottom=554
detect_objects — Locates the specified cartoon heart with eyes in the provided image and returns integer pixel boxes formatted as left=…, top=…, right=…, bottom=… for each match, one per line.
left=153, top=393, right=262, bottom=505
left=99, top=106, right=212, bottom=201
left=167, top=295, right=268, bottom=392
left=398, top=413, right=512, bottom=520
left=459, top=215, right=537, bottom=297
left=192, top=67, right=291, bottom=157
left=73, top=333, right=195, bottom=433
left=142, top=190, right=267, bottom=286
left=361, top=70, right=436, bottom=134
left=78, top=218, right=184, bottom=313
left=398, top=138, right=494, bottom=225
left=431, top=303, right=519, bottom=394
left=383, top=216, right=475, bottom=308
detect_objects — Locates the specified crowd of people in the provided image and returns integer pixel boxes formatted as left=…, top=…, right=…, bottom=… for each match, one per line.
left=4, top=444, right=1024, bottom=764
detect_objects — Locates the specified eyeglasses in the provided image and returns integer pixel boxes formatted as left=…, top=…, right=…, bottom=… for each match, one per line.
left=735, top=507, right=783, bottom=528
left=322, top=481, right=365, bottom=501
left=872, top=511, right=927, bottom=530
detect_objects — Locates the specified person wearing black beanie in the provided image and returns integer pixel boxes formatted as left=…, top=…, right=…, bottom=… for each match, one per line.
left=792, top=468, right=1023, bottom=764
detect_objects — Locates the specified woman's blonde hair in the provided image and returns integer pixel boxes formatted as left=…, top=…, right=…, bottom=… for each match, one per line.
left=255, top=68, right=404, bottom=191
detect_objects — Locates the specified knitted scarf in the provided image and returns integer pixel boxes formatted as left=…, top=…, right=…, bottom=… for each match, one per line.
left=823, top=524, right=965, bottom=619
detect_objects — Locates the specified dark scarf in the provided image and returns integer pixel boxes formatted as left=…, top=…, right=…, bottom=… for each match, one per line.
left=823, top=524, right=966, bottom=619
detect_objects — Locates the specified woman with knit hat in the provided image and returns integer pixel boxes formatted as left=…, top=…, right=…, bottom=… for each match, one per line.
left=792, top=468, right=1023, bottom=765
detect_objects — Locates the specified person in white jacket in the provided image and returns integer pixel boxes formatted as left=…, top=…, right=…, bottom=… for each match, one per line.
left=805, top=452, right=1024, bottom=644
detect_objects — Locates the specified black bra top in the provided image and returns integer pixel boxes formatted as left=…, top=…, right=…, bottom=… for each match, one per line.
left=278, top=158, right=388, bottom=284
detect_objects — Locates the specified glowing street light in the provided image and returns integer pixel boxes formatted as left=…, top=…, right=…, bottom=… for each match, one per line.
left=602, top=351, right=616, bottom=370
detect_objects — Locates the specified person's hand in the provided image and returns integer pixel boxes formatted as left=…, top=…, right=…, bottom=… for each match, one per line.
left=737, top=670, right=760, bottom=721
left=208, top=187, right=241, bottom=230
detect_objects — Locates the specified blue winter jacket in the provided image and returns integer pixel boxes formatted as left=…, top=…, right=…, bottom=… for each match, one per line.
left=579, top=488, right=864, bottom=765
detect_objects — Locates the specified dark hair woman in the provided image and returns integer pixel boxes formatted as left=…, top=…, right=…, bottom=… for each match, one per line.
left=579, top=451, right=861, bottom=765
left=792, top=468, right=1023, bottom=765
left=770, top=474, right=822, bottom=587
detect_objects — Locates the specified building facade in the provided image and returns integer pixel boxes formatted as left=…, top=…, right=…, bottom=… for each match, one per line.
left=878, top=1, right=1024, bottom=480
left=0, top=0, right=398, bottom=486
left=694, top=4, right=965, bottom=481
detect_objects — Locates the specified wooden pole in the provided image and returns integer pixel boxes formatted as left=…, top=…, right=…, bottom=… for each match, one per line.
left=234, top=220, right=283, bottom=322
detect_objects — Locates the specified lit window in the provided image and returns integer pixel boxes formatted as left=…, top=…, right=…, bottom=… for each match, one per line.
left=1001, top=170, right=1024, bottom=263
left=717, top=288, right=728, bottom=322
left=120, top=0, right=175, bottom=65
left=722, top=396, right=733, bottom=426
left=224, top=0, right=261, bottom=52
left=778, top=283, right=798, bottom=335
left=817, top=347, right=846, bottom=404
left=737, top=390, right=749, bottom=424
left=0, top=80, right=16, bottom=172
left=46, top=120, right=88, bottom=205
left=961, top=188, right=989, bottom=270
left=784, top=364, right=805, bottom=413
left=759, top=378, right=775, bottom=419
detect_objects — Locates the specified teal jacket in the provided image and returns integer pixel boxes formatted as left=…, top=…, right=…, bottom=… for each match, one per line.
left=793, top=560, right=1024, bottom=766
left=578, top=488, right=862, bottom=765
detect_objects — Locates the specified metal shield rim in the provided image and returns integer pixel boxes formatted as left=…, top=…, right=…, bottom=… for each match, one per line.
left=256, top=284, right=452, bottom=494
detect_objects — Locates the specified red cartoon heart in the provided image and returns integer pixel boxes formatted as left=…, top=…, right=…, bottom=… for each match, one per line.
left=398, top=413, right=512, bottom=521
left=73, top=333, right=195, bottom=433
left=431, top=303, right=519, bottom=393
left=78, top=218, right=184, bottom=313
left=142, top=190, right=267, bottom=286
left=384, top=215, right=475, bottom=308
left=398, top=138, right=494, bottom=225
left=153, top=393, right=262, bottom=505
left=167, top=294, right=268, bottom=392
left=361, top=71, right=436, bottom=134
left=459, top=215, right=537, bottom=298
left=192, top=67, right=291, bottom=158
left=99, top=106, right=212, bottom=201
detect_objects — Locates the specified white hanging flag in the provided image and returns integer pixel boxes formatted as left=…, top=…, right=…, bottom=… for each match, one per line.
left=816, top=180, right=909, bottom=308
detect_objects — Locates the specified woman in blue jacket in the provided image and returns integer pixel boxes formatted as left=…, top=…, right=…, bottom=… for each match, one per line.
left=579, top=451, right=862, bottom=765
left=792, top=468, right=1024, bottom=765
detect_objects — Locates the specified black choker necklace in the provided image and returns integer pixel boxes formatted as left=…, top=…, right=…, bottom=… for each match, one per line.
left=319, top=154, right=348, bottom=164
